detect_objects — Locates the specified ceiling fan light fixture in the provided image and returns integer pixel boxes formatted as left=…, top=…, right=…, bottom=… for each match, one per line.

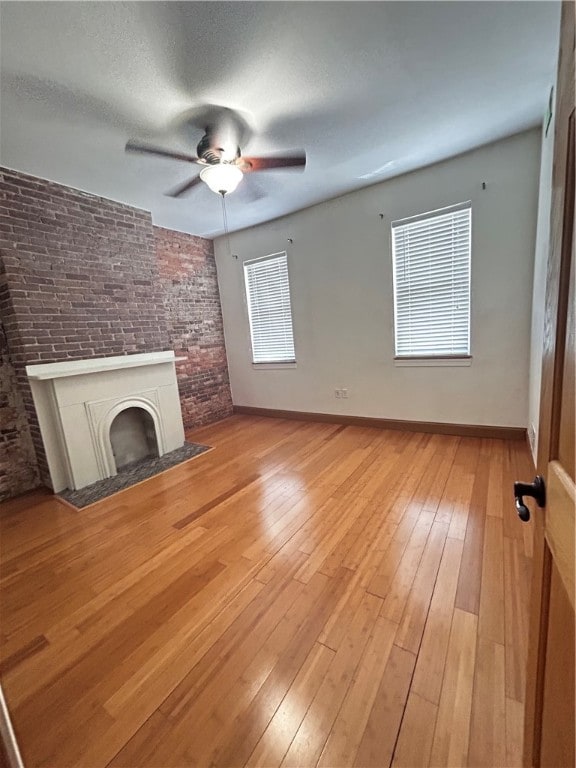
left=200, top=163, right=243, bottom=195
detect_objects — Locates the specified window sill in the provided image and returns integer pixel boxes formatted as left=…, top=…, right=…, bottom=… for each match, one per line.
left=252, top=362, right=297, bottom=370
left=394, top=356, right=472, bottom=368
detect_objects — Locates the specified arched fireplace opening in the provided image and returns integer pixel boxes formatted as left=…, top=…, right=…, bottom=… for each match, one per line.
left=109, top=406, right=159, bottom=471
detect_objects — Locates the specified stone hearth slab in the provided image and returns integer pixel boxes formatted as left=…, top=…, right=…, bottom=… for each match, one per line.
left=57, top=441, right=211, bottom=509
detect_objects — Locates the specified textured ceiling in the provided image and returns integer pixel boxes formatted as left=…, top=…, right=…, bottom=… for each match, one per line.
left=0, top=2, right=560, bottom=237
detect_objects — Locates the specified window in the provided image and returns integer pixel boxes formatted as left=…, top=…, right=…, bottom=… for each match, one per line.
left=244, top=251, right=296, bottom=364
left=391, top=201, right=471, bottom=358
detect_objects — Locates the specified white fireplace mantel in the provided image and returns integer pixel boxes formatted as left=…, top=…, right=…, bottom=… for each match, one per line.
left=27, top=351, right=187, bottom=380
left=26, top=351, right=186, bottom=494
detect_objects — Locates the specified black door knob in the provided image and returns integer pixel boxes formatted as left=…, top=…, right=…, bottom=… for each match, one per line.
left=513, top=475, right=546, bottom=522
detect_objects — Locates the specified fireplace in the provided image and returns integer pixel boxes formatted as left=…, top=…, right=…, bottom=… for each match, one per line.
left=26, top=351, right=186, bottom=492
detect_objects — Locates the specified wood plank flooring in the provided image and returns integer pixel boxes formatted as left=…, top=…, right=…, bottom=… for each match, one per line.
left=0, top=415, right=534, bottom=767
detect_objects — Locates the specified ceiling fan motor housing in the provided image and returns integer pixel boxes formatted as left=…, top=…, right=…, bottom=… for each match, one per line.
left=196, top=132, right=240, bottom=165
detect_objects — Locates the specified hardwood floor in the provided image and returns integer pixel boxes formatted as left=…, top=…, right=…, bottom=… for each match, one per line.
left=0, top=415, right=534, bottom=767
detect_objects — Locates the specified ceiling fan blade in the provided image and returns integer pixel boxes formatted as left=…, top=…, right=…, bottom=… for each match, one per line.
left=126, top=140, right=199, bottom=164
left=238, top=152, right=306, bottom=173
left=165, top=175, right=203, bottom=198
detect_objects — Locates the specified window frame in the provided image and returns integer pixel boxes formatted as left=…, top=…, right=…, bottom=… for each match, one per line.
left=243, top=250, right=296, bottom=366
left=390, top=201, right=472, bottom=363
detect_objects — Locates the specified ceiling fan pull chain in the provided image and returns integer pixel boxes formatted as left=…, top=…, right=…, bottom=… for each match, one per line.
left=220, top=192, right=235, bottom=258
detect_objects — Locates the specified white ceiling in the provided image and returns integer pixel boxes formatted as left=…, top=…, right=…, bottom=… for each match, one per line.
left=0, top=2, right=560, bottom=238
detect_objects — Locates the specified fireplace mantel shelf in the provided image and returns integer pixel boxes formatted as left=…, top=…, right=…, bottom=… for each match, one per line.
left=26, top=351, right=187, bottom=381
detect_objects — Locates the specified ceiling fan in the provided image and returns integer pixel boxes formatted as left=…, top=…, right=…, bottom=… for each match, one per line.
left=125, top=111, right=306, bottom=199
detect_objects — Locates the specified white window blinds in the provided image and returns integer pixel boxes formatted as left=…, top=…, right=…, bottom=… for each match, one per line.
left=244, top=252, right=296, bottom=364
left=391, top=201, right=471, bottom=358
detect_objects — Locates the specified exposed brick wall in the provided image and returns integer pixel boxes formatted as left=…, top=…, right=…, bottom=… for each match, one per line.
left=155, top=227, right=233, bottom=427
left=0, top=167, right=232, bottom=496
left=0, top=307, right=40, bottom=501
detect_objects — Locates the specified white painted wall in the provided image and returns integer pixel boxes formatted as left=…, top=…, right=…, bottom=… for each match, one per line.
left=528, top=93, right=557, bottom=461
left=215, top=130, right=541, bottom=428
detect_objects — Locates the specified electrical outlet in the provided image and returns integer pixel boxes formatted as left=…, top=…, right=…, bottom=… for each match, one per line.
left=334, top=389, right=341, bottom=398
